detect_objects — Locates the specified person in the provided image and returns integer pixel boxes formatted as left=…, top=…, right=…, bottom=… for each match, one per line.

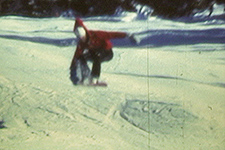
left=70, top=18, right=135, bottom=86
left=208, top=1, right=216, bottom=17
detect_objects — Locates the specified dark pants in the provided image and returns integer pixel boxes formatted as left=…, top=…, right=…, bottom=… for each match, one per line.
left=84, top=49, right=113, bottom=78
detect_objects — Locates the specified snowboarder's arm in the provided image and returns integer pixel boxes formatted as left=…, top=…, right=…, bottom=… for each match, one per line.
left=95, top=31, right=138, bottom=43
left=94, top=31, right=127, bottom=39
left=74, top=43, right=84, bottom=58
left=107, top=31, right=127, bottom=39
left=104, top=31, right=139, bottom=44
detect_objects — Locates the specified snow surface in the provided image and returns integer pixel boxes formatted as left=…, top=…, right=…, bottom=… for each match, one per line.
left=0, top=8, right=225, bottom=150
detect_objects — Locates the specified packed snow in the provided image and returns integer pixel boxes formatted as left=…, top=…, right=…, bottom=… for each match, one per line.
left=0, top=6, right=225, bottom=150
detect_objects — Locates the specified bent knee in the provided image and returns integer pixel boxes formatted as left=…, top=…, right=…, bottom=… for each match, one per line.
left=103, top=49, right=113, bottom=61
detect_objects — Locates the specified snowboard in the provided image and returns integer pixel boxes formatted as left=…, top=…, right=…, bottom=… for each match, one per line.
left=88, top=82, right=107, bottom=87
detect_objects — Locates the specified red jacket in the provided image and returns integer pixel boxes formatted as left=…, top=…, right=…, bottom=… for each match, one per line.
left=73, top=18, right=127, bottom=58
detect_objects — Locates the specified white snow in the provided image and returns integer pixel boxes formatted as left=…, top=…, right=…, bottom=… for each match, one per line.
left=0, top=12, right=225, bottom=149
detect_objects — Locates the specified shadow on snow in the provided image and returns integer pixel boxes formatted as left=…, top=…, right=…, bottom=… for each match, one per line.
left=0, top=28, right=225, bottom=47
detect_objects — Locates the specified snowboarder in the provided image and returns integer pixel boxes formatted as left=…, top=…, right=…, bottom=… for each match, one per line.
left=70, top=18, right=135, bottom=86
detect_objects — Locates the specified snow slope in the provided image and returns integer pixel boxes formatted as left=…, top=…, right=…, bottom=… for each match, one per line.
left=0, top=9, right=225, bottom=150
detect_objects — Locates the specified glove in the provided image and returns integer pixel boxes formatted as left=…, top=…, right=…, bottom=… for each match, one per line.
left=127, top=33, right=139, bottom=44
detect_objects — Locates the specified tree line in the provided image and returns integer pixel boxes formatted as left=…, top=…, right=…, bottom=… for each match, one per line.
left=0, top=0, right=224, bottom=18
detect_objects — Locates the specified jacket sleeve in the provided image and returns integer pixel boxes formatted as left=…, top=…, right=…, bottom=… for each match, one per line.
left=96, top=31, right=127, bottom=39
left=75, top=44, right=84, bottom=58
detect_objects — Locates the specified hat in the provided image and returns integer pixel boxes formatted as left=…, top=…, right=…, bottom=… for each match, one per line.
left=74, top=18, right=86, bottom=39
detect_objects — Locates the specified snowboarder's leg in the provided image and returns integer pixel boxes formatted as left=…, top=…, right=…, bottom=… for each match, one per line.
left=91, top=59, right=101, bottom=78
left=70, top=58, right=81, bottom=85
left=88, top=51, right=103, bottom=85
left=88, top=49, right=113, bottom=85
left=90, top=49, right=113, bottom=77
left=79, top=57, right=91, bottom=83
left=70, top=68, right=80, bottom=85
left=88, top=60, right=103, bottom=85
left=100, top=49, right=113, bottom=62
left=70, top=56, right=91, bottom=85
